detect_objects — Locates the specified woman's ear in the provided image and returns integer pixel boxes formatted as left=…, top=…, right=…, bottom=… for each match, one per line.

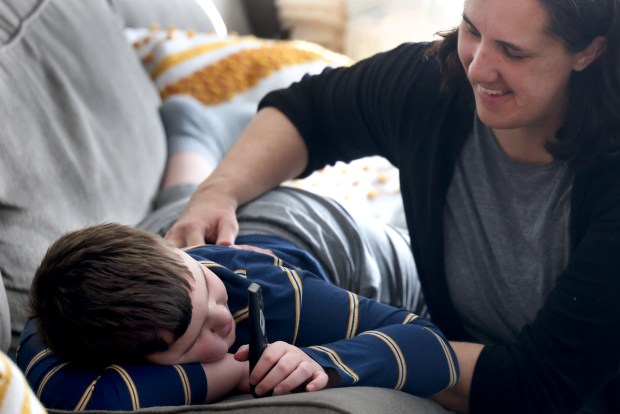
left=574, top=36, right=606, bottom=72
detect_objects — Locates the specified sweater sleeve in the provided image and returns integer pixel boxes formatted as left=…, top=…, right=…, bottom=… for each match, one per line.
left=258, top=42, right=447, bottom=176
left=470, top=163, right=620, bottom=413
left=17, top=320, right=208, bottom=410
left=297, top=277, right=459, bottom=397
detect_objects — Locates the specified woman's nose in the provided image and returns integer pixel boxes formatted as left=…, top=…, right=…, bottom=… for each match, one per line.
left=467, top=41, right=499, bottom=83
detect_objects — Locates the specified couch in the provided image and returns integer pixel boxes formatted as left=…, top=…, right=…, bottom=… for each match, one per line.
left=0, top=0, right=448, bottom=412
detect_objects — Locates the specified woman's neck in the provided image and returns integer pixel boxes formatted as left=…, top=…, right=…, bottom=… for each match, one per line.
left=492, top=127, right=557, bottom=164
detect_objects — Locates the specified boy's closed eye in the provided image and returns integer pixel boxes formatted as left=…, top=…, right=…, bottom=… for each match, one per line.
left=147, top=250, right=236, bottom=365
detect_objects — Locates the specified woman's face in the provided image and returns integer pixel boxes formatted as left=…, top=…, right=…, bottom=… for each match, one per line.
left=457, top=0, right=587, bottom=134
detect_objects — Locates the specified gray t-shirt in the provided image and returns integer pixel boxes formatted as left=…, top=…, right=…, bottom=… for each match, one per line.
left=444, top=116, right=573, bottom=345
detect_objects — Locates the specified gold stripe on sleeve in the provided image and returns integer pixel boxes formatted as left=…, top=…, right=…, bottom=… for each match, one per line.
left=108, top=365, right=140, bottom=410
left=173, top=365, right=191, bottom=405
left=360, top=331, right=406, bottom=390
left=308, top=345, right=359, bottom=384
left=423, top=328, right=458, bottom=388
left=233, top=307, right=249, bottom=324
left=402, top=313, right=419, bottom=324
left=73, top=378, right=98, bottom=411
left=346, top=292, right=360, bottom=339
left=24, top=349, right=51, bottom=377
left=281, top=266, right=303, bottom=344
left=36, top=362, right=68, bottom=399
left=199, top=260, right=225, bottom=269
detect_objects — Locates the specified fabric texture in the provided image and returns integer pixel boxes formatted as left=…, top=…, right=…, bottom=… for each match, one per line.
left=19, top=242, right=456, bottom=410
left=0, top=0, right=166, bottom=351
left=124, top=27, right=351, bottom=154
left=109, top=0, right=224, bottom=33
left=138, top=184, right=422, bottom=312
left=0, top=271, right=9, bottom=353
left=0, top=350, right=46, bottom=414
left=444, top=115, right=573, bottom=345
left=42, top=387, right=451, bottom=414
left=259, top=42, right=620, bottom=413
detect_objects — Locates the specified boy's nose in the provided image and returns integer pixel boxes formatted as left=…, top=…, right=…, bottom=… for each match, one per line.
left=209, top=304, right=232, bottom=334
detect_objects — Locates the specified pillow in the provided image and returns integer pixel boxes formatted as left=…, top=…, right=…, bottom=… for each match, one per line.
left=124, top=28, right=404, bottom=228
left=124, top=27, right=352, bottom=183
left=0, top=350, right=46, bottom=413
left=0, top=0, right=167, bottom=351
left=124, top=27, right=352, bottom=105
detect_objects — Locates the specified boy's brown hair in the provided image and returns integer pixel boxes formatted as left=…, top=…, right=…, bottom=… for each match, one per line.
left=30, top=223, right=193, bottom=366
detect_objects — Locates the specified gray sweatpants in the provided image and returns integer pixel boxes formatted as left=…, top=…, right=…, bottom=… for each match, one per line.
left=138, top=185, right=425, bottom=314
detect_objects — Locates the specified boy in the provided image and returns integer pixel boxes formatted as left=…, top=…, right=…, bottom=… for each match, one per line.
left=19, top=95, right=455, bottom=410
left=23, top=221, right=458, bottom=410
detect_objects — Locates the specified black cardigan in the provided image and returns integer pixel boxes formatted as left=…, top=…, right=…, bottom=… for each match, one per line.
left=260, top=42, right=620, bottom=413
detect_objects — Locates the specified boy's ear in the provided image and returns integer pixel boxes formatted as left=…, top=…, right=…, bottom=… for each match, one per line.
left=573, top=36, right=606, bottom=72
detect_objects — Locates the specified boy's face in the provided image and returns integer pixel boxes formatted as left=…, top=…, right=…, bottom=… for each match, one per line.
left=147, top=250, right=236, bottom=365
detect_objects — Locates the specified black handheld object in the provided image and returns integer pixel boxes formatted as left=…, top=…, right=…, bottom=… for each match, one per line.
left=248, top=282, right=269, bottom=398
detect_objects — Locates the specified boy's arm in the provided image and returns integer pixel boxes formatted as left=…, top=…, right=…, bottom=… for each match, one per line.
left=203, top=353, right=250, bottom=401
left=17, top=320, right=244, bottom=410
left=296, top=278, right=460, bottom=397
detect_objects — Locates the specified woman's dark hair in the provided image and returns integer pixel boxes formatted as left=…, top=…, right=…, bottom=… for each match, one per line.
left=30, top=223, right=193, bottom=366
left=429, top=0, right=620, bottom=169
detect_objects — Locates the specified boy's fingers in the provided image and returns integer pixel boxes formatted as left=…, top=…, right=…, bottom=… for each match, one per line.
left=305, top=371, right=329, bottom=392
left=234, top=345, right=249, bottom=361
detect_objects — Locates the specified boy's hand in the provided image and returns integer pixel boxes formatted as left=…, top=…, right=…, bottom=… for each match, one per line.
left=235, top=342, right=329, bottom=396
left=201, top=353, right=249, bottom=402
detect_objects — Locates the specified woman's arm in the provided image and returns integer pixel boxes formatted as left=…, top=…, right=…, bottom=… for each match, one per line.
left=430, top=342, right=483, bottom=413
left=165, top=107, right=308, bottom=247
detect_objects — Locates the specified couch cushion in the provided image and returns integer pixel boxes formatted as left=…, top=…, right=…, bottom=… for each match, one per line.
left=0, top=271, right=9, bottom=353
left=110, top=0, right=227, bottom=34
left=0, top=0, right=167, bottom=351
left=45, top=387, right=453, bottom=414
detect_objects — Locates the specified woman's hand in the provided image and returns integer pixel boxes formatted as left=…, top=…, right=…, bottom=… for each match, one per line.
left=235, top=342, right=330, bottom=396
left=165, top=186, right=239, bottom=247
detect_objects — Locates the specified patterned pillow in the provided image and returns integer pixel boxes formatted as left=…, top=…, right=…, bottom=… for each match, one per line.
left=124, top=28, right=404, bottom=227
left=124, top=27, right=352, bottom=105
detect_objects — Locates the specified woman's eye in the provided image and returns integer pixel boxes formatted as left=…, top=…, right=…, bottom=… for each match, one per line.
left=465, top=22, right=479, bottom=36
left=503, top=45, right=526, bottom=61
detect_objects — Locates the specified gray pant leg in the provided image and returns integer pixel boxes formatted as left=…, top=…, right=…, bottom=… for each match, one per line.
left=136, top=184, right=196, bottom=235
left=236, top=187, right=425, bottom=313
left=137, top=185, right=424, bottom=313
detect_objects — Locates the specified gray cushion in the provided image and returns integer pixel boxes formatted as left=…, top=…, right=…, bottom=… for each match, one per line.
left=0, top=0, right=167, bottom=351
left=46, top=387, right=454, bottom=414
left=110, top=0, right=224, bottom=32
left=0, top=270, right=9, bottom=353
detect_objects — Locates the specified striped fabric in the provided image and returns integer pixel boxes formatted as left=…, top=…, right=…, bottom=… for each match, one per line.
left=0, top=351, right=46, bottom=414
left=124, top=27, right=352, bottom=106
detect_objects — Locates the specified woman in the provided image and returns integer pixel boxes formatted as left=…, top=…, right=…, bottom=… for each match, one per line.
left=166, top=0, right=620, bottom=412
